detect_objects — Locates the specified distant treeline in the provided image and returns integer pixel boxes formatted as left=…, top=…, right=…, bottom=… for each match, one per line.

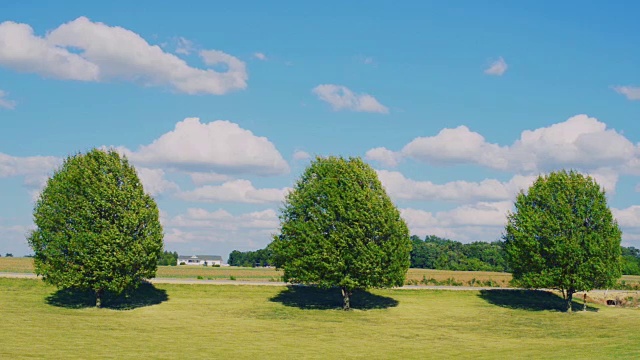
left=228, top=248, right=273, bottom=267
left=410, top=235, right=508, bottom=272
left=622, top=247, right=640, bottom=275
left=226, top=235, right=640, bottom=275
left=158, top=251, right=178, bottom=266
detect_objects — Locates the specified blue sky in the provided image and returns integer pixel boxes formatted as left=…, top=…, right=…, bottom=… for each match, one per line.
left=1, top=1, right=639, bottom=260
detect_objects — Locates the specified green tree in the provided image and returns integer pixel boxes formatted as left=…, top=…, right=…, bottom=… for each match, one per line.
left=28, top=149, right=164, bottom=307
left=271, top=156, right=411, bottom=310
left=503, top=170, right=622, bottom=312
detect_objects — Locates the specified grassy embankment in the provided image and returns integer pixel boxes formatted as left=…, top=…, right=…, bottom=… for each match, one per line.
left=1, top=277, right=639, bottom=359
left=3, top=257, right=640, bottom=289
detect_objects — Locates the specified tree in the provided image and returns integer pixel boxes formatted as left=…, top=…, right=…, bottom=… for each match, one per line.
left=503, top=170, right=622, bottom=312
left=158, top=251, right=179, bottom=266
left=270, top=156, right=411, bottom=310
left=28, top=149, right=164, bottom=307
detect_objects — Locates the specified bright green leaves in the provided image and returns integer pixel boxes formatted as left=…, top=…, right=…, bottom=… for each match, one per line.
left=28, top=149, right=164, bottom=305
left=271, top=156, right=411, bottom=298
left=504, top=170, right=622, bottom=309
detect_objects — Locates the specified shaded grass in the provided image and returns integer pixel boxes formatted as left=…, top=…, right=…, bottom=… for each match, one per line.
left=46, top=282, right=168, bottom=310
left=269, top=286, right=398, bottom=310
left=478, top=289, right=598, bottom=312
left=1, top=278, right=640, bottom=359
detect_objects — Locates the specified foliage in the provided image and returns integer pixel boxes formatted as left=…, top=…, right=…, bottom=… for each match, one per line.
left=158, top=251, right=179, bottom=266
left=410, top=235, right=508, bottom=272
left=5, top=253, right=12, bottom=257
left=228, top=248, right=273, bottom=267
left=621, top=247, right=640, bottom=275
left=270, top=156, right=411, bottom=309
left=503, top=170, right=622, bottom=312
left=27, top=148, right=164, bottom=307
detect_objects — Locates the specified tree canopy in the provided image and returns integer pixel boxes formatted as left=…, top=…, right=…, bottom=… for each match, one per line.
left=503, top=170, right=622, bottom=312
left=28, top=149, right=164, bottom=307
left=270, top=156, right=411, bottom=310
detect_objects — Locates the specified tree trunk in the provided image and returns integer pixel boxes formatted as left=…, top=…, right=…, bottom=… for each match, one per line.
left=566, top=290, right=573, bottom=313
left=341, top=287, right=351, bottom=311
left=95, top=289, right=103, bottom=308
left=583, top=293, right=587, bottom=312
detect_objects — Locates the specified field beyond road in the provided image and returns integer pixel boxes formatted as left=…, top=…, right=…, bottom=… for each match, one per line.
left=3, top=257, right=640, bottom=289
left=1, top=277, right=639, bottom=359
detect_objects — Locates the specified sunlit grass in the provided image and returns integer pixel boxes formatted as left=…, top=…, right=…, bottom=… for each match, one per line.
left=1, top=277, right=639, bottom=359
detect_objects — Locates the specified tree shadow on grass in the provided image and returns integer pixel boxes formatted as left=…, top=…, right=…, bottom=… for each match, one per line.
left=478, top=289, right=598, bottom=312
left=269, top=285, right=398, bottom=310
left=46, top=281, right=168, bottom=310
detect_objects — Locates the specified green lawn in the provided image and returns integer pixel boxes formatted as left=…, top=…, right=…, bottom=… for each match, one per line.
left=1, top=278, right=639, bottom=359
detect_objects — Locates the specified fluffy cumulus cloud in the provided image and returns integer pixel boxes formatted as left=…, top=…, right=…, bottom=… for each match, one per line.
left=0, top=152, right=60, bottom=181
left=253, top=52, right=267, bottom=60
left=121, top=117, right=289, bottom=176
left=378, top=170, right=536, bottom=203
left=293, top=150, right=311, bottom=161
left=162, top=208, right=279, bottom=254
left=366, top=147, right=402, bottom=167
left=0, top=89, right=16, bottom=109
left=189, top=172, right=231, bottom=186
left=0, top=152, right=61, bottom=201
left=177, top=179, right=289, bottom=204
left=368, top=114, right=639, bottom=177
left=613, top=86, right=640, bottom=101
left=401, top=125, right=508, bottom=169
left=400, top=201, right=513, bottom=242
left=611, top=206, right=640, bottom=244
left=0, top=17, right=247, bottom=94
left=312, top=84, right=389, bottom=113
left=136, top=167, right=179, bottom=196
left=484, top=57, right=508, bottom=76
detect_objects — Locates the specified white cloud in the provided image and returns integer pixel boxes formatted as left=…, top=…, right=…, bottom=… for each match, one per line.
left=189, top=172, right=231, bottom=186
left=136, top=167, right=179, bottom=196
left=613, top=86, right=640, bottom=101
left=162, top=208, right=279, bottom=253
left=372, top=114, right=639, bottom=177
left=122, top=117, right=289, bottom=176
left=612, top=206, right=640, bottom=229
left=0, top=17, right=247, bottom=95
left=484, top=57, right=508, bottom=76
left=366, top=147, right=402, bottom=167
left=400, top=201, right=512, bottom=242
left=177, top=179, right=289, bottom=204
left=363, top=57, right=374, bottom=65
left=0, top=152, right=61, bottom=201
left=312, top=84, right=389, bottom=113
left=175, top=37, right=194, bottom=55
left=0, top=89, right=16, bottom=109
left=0, top=152, right=60, bottom=179
left=402, top=125, right=508, bottom=169
left=378, top=170, right=535, bottom=203
left=293, top=150, right=311, bottom=161
left=253, top=52, right=267, bottom=60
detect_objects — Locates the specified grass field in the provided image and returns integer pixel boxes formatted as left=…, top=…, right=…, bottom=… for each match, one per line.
left=3, top=257, right=640, bottom=288
left=1, top=277, right=639, bottom=359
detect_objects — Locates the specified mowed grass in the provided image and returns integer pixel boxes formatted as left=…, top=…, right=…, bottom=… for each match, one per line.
left=4, top=257, right=640, bottom=288
left=1, top=278, right=639, bottom=359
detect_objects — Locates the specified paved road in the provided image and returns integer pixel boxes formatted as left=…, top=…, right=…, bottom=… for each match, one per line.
left=2, top=272, right=636, bottom=294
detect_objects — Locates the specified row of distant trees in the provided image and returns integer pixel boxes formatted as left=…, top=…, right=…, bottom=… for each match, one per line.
left=229, top=237, right=640, bottom=275
left=228, top=248, right=272, bottom=267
